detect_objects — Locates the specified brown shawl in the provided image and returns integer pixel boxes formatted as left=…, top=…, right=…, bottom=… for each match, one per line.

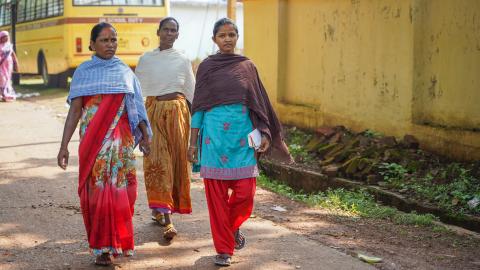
left=192, top=53, right=292, bottom=163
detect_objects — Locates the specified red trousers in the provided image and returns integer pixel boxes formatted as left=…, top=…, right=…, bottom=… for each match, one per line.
left=204, top=178, right=256, bottom=255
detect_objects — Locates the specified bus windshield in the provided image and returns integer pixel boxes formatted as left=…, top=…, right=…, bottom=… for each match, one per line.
left=73, top=0, right=164, bottom=6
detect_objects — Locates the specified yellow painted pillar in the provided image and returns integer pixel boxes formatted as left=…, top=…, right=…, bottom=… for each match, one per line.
left=227, top=0, right=236, bottom=22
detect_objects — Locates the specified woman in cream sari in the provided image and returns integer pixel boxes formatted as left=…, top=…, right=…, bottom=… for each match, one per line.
left=136, top=17, right=194, bottom=240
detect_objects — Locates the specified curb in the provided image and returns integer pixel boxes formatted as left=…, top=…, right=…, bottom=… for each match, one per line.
left=259, top=159, right=480, bottom=233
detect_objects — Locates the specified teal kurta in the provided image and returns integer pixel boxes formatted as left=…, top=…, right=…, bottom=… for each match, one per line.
left=191, top=103, right=258, bottom=180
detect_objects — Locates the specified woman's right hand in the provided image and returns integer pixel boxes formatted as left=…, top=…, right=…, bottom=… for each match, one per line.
left=187, top=146, right=198, bottom=163
left=57, top=148, right=69, bottom=170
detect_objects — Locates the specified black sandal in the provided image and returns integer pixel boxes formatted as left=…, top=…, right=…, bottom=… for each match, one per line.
left=214, top=254, right=232, bottom=266
left=234, top=229, right=246, bottom=250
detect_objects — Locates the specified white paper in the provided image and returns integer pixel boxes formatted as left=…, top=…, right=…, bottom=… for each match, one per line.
left=271, top=205, right=287, bottom=212
left=247, top=129, right=262, bottom=150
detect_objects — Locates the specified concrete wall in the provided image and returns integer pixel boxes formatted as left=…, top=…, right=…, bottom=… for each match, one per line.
left=243, top=0, right=480, bottom=160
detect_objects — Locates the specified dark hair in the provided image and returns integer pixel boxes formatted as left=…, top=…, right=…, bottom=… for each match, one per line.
left=213, top=17, right=238, bottom=37
left=159, top=17, right=179, bottom=31
left=89, top=22, right=116, bottom=51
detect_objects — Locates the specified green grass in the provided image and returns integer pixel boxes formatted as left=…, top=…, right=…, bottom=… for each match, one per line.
left=378, top=162, right=480, bottom=216
left=284, top=126, right=480, bottom=217
left=258, top=174, right=440, bottom=227
left=363, top=129, right=383, bottom=138
left=285, top=127, right=313, bottom=163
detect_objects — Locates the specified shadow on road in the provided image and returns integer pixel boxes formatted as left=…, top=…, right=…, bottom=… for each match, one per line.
left=0, top=140, right=79, bottom=150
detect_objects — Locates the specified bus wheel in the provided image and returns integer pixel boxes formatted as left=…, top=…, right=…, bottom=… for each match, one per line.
left=38, top=55, right=49, bottom=86
left=51, top=71, right=69, bottom=88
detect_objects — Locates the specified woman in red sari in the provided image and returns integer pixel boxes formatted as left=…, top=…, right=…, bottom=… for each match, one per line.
left=57, top=23, right=151, bottom=266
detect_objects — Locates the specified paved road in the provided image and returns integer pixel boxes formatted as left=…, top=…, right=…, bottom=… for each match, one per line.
left=0, top=99, right=374, bottom=270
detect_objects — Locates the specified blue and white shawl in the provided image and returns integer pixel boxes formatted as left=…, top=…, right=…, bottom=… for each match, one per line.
left=68, top=55, right=152, bottom=145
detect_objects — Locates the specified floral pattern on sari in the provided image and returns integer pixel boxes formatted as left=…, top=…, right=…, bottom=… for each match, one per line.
left=79, top=94, right=137, bottom=256
left=80, top=95, right=136, bottom=189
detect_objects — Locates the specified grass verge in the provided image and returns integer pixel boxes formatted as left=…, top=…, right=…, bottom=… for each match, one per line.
left=284, top=126, right=480, bottom=217
left=258, top=174, right=441, bottom=227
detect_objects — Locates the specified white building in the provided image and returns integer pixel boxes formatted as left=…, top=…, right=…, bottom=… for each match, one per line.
left=170, top=0, right=244, bottom=61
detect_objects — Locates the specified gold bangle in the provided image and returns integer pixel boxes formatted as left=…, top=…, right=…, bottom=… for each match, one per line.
left=189, top=146, right=197, bottom=149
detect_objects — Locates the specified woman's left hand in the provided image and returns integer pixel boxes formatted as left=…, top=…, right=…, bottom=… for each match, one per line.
left=139, top=138, right=151, bottom=156
left=187, top=146, right=198, bottom=163
left=257, top=135, right=270, bottom=153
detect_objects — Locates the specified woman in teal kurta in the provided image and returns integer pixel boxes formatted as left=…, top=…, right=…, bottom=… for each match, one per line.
left=191, top=104, right=258, bottom=179
left=188, top=18, right=292, bottom=267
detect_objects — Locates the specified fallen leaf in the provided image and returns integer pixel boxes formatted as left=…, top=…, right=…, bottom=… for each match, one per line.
left=452, top=198, right=459, bottom=206
left=357, top=254, right=382, bottom=264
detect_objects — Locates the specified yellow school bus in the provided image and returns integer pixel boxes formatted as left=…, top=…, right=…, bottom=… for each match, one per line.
left=0, top=0, right=168, bottom=87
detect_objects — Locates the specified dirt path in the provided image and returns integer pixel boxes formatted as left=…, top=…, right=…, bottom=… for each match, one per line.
left=0, top=98, right=374, bottom=269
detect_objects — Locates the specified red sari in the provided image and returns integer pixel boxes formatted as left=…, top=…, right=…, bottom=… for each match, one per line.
left=78, top=94, right=137, bottom=256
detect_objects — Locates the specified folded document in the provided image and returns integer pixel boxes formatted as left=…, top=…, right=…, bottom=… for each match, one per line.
left=248, top=129, right=262, bottom=150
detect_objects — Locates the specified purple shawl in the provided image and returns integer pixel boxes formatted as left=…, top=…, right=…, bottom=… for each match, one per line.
left=192, top=53, right=292, bottom=163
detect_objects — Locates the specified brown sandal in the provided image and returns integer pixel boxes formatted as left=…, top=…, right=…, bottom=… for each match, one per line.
left=152, top=212, right=166, bottom=226
left=94, top=253, right=113, bottom=266
left=163, top=223, right=177, bottom=240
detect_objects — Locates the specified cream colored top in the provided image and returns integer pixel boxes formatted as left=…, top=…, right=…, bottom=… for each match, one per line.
left=135, top=48, right=195, bottom=103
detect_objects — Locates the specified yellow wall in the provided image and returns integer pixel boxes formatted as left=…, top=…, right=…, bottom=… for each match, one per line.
left=412, top=0, right=480, bottom=130
left=244, top=0, right=480, bottom=161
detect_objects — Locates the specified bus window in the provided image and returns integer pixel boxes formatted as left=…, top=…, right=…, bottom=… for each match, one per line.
left=25, top=0, right=35, bottom=21
left=0, top=3, right=11, bottom=27
left=35, top=0, right=47, bottom=19
left=47, top=0, right=63, bottom=17
left=14, top=0, right=63, bottom=23
left=17, top=0, right=26, bottom=22
left=73, top=0, right=164, bottom=6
